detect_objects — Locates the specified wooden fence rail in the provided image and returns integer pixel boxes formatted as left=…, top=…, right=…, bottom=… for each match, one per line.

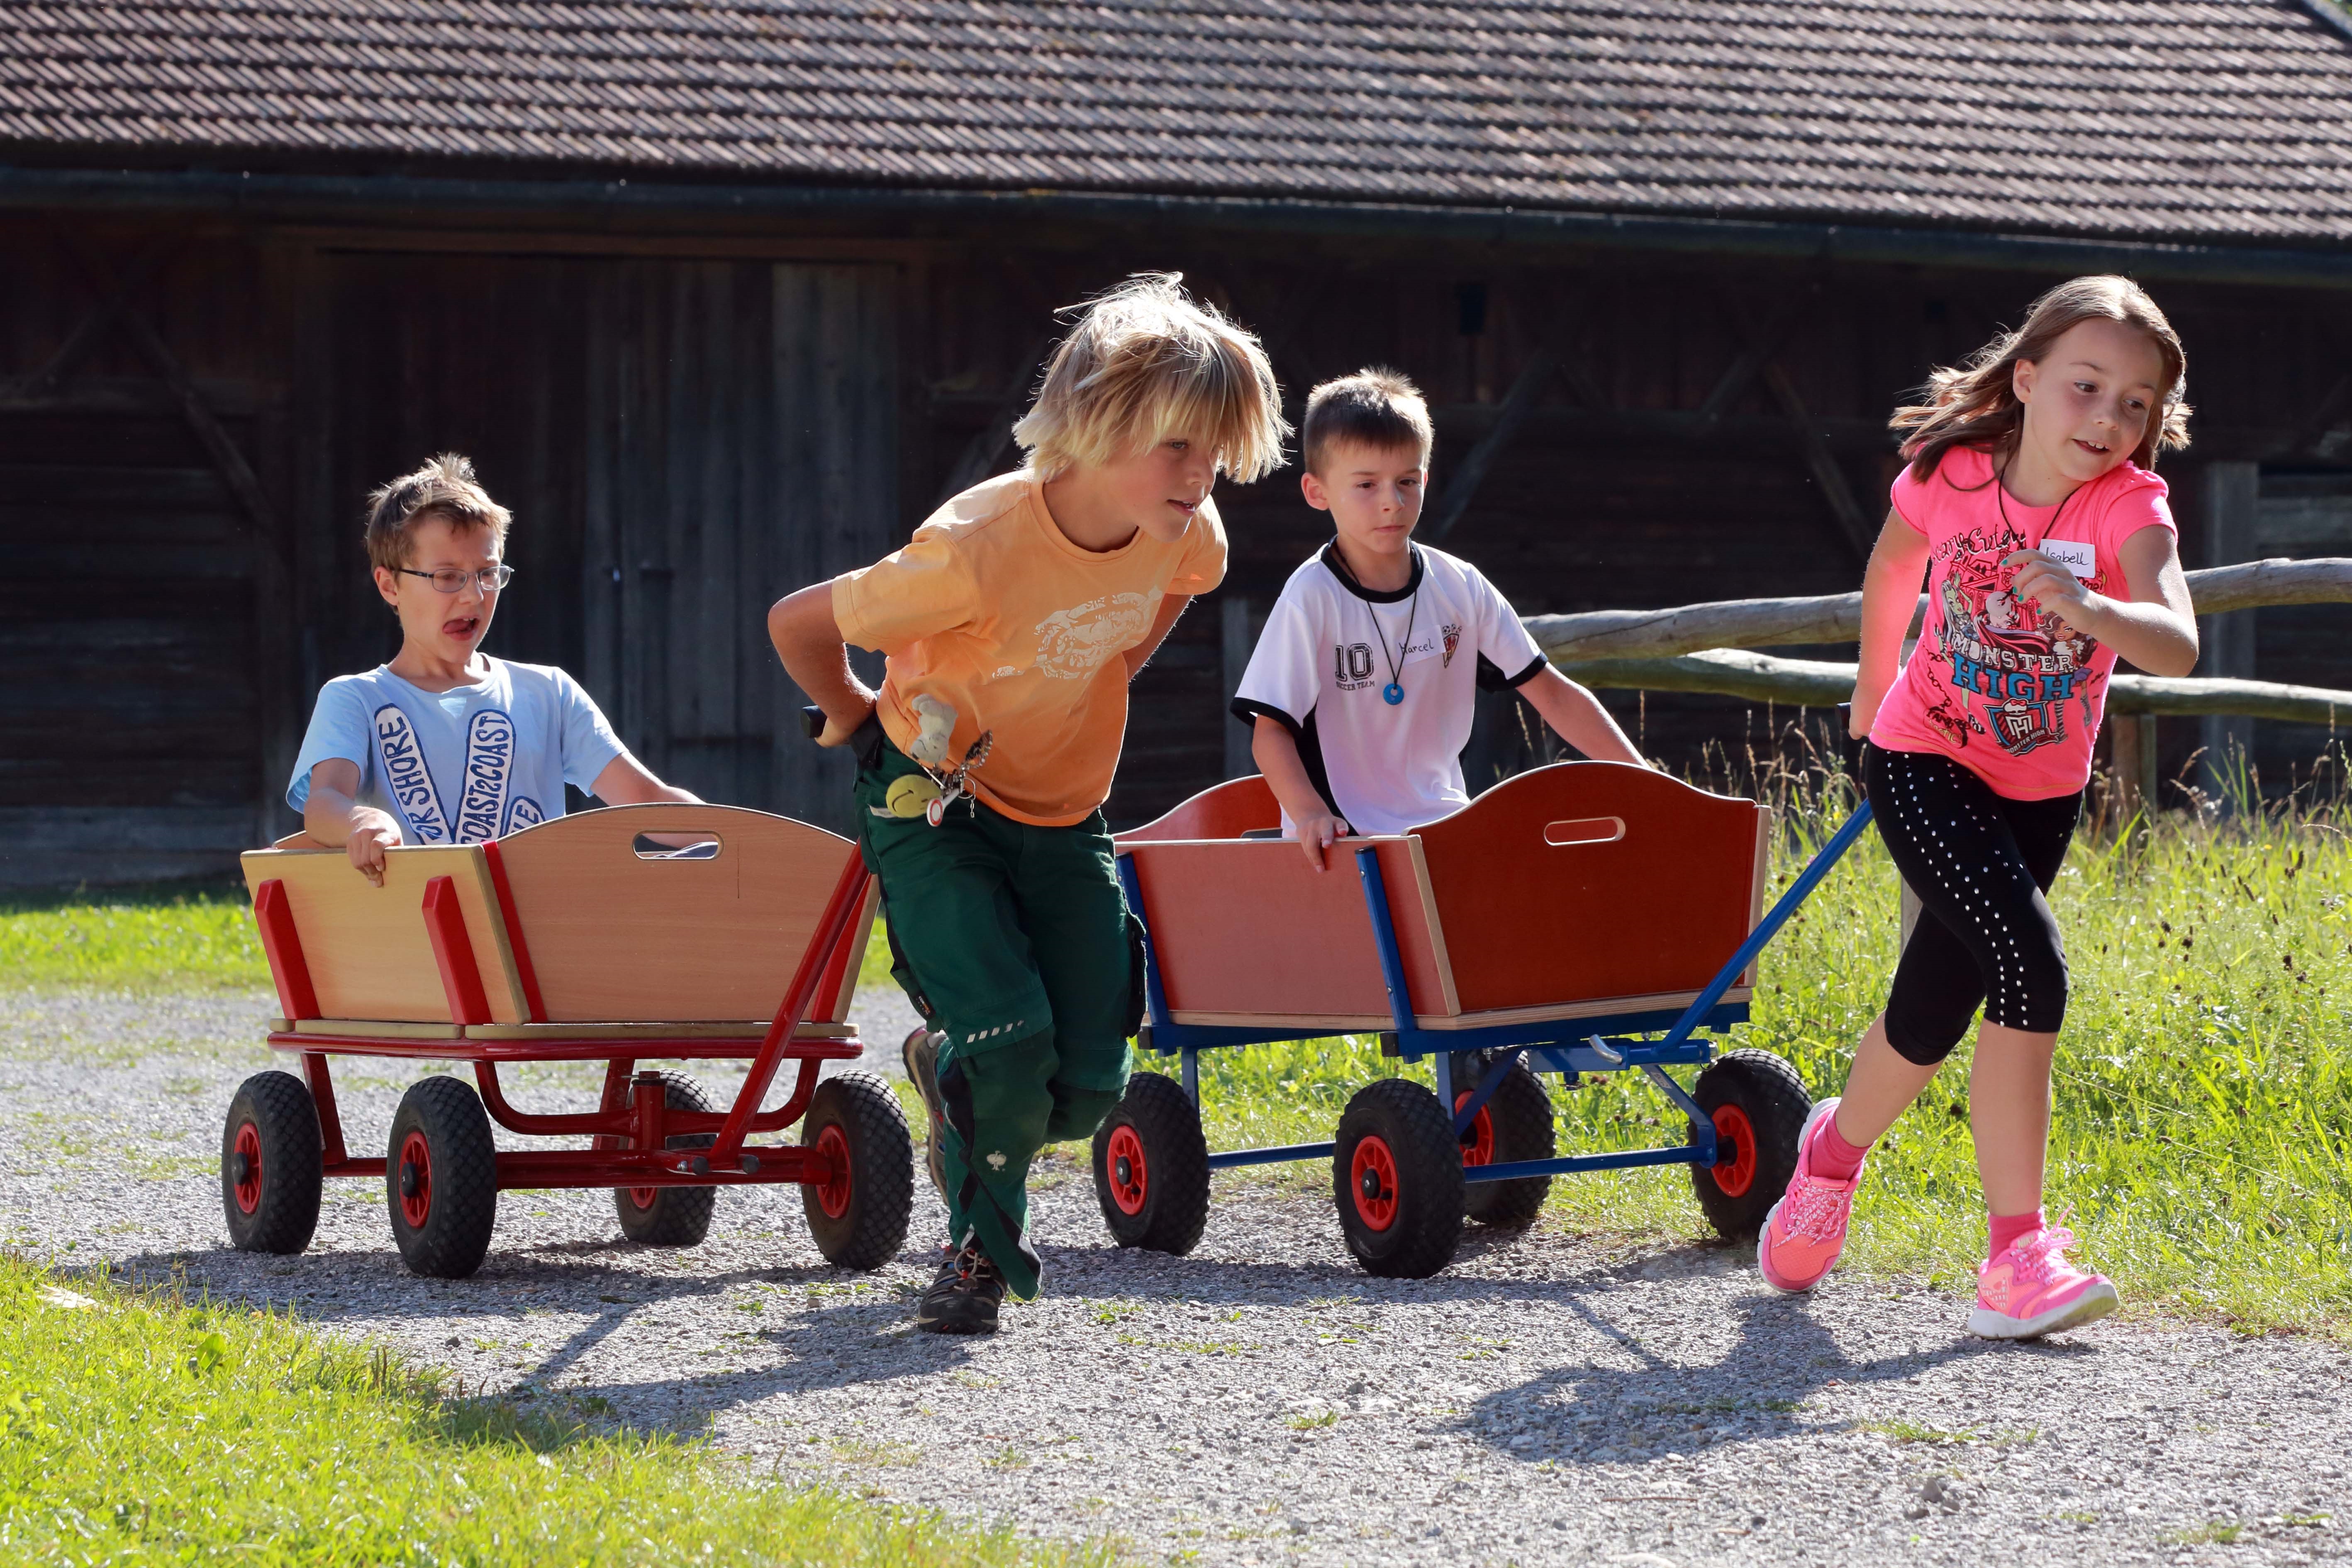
left=1526, top=557, right=2352, bottom=664
left=1560, top=648, right=2352, bottom=726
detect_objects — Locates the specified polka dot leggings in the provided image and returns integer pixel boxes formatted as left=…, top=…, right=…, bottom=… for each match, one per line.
left=1862, top=742, right=2082, bottom=1065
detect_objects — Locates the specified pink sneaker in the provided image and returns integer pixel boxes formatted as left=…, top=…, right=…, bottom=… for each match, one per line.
left=1969, top=1225, right=2119, bottom=1339
left=1756, top=1098, right=1863, bottom=1293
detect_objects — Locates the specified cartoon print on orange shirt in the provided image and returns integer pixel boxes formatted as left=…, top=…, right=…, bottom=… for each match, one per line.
left=1032, top=592, right=1155, bottom=680
left=1927, top=520, right=2105, bottom=760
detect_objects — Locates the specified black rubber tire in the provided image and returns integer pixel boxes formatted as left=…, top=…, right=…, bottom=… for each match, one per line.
left=1687, top=1048, right=1814, bottom=1240
left=800, top=1071, right=914, bottom=1270
left=1449, top=1051, right=1556, bottom=1229
left=611, top=1071, right=719, bottom=1247
left=221, top=1070, right=323, bottom=1255
left=1090, top=1071, right=1211, bottom=1255
left=386, top=1076, right=500, bottom=1279
left=1331, top=1078, right=1464, bottom=1279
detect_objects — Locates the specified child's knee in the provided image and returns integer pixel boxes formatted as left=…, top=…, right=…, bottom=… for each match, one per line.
left=1041, top=1036, right=1131, bottom=1142
left=940, top=1034, right=1058, bottom=1164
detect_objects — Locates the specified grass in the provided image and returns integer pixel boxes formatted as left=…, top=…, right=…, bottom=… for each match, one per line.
left=1, top=880, right=266, bottom=991
left=0, top=1254, right=1114, bottom=1567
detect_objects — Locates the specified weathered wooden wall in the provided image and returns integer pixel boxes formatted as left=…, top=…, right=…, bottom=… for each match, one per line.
left=2, top=211, right=2348, bottom=884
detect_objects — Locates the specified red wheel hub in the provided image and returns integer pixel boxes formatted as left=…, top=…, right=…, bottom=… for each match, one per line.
left=625, top=1183, right=660, bottom=1211
left=1105, top=1125, right=1149, bottom=1216
left=397, top=1130, right=434, bottom=1229
left=1453, top=1092, right=1495, bottom=1167
left=232, top=1122, right=263, bottom=1215
left=1349, top=1135, right=1398, bottom=1231
left=1709, top=1105, right=1757, bottom=1197
left=812, top=1124, right=853, bottom=1220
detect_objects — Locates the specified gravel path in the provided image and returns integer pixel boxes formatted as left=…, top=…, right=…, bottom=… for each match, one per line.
left=4, top=988, right=2347, bottom=1567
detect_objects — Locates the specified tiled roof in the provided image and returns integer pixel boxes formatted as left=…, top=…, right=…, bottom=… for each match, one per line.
left=7, top=1, right=2352, bottom=246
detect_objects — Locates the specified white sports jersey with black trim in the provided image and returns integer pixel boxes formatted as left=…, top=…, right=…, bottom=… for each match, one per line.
left=1231, top=542, right=1548, bottom=838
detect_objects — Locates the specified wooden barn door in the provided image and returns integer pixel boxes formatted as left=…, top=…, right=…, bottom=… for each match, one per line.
left=312, top=253, right=900, bottom=834
left=581, top=261, right=899, bottom=830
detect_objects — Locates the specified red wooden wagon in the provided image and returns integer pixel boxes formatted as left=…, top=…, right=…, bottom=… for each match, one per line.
left=222, top=803, right=912, bottom=1278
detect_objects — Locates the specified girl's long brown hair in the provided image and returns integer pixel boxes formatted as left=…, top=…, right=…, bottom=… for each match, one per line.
left=1891, top=275, right=2192, bottom=482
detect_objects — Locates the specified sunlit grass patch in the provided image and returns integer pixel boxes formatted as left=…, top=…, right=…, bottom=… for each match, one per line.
left=1, top=882, right=267, bottom=992
left=0, top=1254, right=1115, bottom=1566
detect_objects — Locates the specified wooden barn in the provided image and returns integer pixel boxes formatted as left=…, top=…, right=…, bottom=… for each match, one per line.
left=4, top=0, right=2352, bottom=884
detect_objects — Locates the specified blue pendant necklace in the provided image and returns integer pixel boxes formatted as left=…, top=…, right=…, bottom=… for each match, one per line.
left=1362, top=570, right=1421, bottom=707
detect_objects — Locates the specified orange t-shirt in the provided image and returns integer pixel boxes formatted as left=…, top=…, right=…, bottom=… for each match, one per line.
left=831, top=473, right=1227, bottom=826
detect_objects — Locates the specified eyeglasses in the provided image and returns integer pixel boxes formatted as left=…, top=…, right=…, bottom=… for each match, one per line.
left=396, top=564, right=514, bottom=594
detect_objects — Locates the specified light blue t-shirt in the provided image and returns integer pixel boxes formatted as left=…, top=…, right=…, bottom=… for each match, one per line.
left=288, top=657, right=628, bottom=844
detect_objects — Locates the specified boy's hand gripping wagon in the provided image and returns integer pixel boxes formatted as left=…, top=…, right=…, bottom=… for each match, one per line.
left=1098, top=762, right=1869, bottom=1278
left=222, top=804, right=913, bottom=1279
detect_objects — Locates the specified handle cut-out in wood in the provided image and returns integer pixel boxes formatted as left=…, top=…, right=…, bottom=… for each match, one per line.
left=1543, top=816, right=1626, bottom=846
left=629, top=833, right=723, bottom=860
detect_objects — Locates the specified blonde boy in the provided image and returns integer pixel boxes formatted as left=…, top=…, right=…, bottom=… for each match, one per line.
left=1236, top=370, right=1642, bottom=867
left=293, top=454, right=695, bottom=881
left=768, top=275, right=1285, bottom=1333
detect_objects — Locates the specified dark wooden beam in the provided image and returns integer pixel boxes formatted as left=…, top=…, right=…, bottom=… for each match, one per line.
left=933, top=329, right=1055, bottom=504
left=1422, top=346, right=1560, bottom=543
left=1696, top=290, right=1806, bottom=420
left=15, top=236, right=176, bottom=401
left=1754, top=354, right=1876, bottom=560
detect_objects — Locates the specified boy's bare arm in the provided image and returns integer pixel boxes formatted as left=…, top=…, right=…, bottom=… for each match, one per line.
left=1251, top=716, right=1350, bottom=872
left=1519, top=667, right=1645, bottom=765
left=768, top=584, right=876, bottom=747
left=301, top=759, right=402, bottom=886
left=1122, top=593, right=1193, bottom=681
left=590, top=754, right=702, bottom=808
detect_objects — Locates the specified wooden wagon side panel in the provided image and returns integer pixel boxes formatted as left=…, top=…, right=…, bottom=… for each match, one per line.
left=1121, top=836, right=1453, bottom=1030
left=240, top=844, right=523, bottom=1023
left=487, top=803, right=857, bottom=1023
left=1113, top=776, right=1280, bottom=845
left=1411, top=762, right=1767, bottom=1015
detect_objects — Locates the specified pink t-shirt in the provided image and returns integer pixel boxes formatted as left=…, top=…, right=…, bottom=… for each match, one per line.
left=1869, top=445, right=2175, bottom=800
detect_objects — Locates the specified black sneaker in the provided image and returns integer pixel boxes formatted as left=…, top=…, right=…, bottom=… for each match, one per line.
left=900, top=1026, right=948, bottom=1198
left=913, top=1241, right=1003, bottom=1334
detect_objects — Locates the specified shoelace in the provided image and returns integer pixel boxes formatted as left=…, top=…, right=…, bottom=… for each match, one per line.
left=1779, top=1178, right=1850, bottom=1241
left=2009, top=1226, right=2080, bottom=1283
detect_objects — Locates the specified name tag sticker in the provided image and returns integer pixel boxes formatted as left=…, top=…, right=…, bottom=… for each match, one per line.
left=2043, top=539, right=2097, bottom=581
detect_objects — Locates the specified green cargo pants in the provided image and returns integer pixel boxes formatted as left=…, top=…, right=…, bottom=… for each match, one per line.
left=853, top=728, right=1138, bottom=1300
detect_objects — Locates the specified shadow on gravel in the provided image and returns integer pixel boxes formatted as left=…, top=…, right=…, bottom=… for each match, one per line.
left=1456, top=1251, right=2103, bottom=1468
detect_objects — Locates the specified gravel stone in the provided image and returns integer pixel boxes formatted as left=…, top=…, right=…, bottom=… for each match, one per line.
left=4, top=987, right=2348, bottom=1566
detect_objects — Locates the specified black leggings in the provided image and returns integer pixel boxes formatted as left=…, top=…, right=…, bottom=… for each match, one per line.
left=1863, top=743, right=2081, bottom=1065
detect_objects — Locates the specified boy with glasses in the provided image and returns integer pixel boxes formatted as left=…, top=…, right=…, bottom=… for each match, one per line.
left=290, top=453, right=695, bottom=883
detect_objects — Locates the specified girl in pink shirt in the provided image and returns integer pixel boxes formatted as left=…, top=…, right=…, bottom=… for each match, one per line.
left=1757, top=277, right=2202, bottom=1339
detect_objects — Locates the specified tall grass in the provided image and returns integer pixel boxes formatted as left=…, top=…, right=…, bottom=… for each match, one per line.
left=0, top=1255, right=1116, bottom=1566
left=1186, top=733, right=2352, bottom=1334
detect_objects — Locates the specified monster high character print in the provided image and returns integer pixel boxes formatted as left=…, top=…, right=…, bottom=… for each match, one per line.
left=1923, top=517, right=2105, bottom=762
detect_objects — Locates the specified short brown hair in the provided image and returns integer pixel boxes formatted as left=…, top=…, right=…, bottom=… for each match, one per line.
left=1013, top=273, right=1288, bottom=484
left=1302, top=369, right=1433, bottom=475
left=363, top=453, right=512, bottom=574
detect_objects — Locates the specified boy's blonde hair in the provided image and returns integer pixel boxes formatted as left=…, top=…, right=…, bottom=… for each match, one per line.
left=1014, top=273, right=1288, bottom=484
left=363, top=453, right=512, bottom=573
left=1302, top=368, right=1433, bottom=475
left=1891, top=275, right=2191, bottom=480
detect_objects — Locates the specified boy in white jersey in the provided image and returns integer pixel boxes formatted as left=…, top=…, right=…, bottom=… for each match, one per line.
left=1233, top=370, right=1643, bottom=867
left=291, top=453, right=697, bottom=883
